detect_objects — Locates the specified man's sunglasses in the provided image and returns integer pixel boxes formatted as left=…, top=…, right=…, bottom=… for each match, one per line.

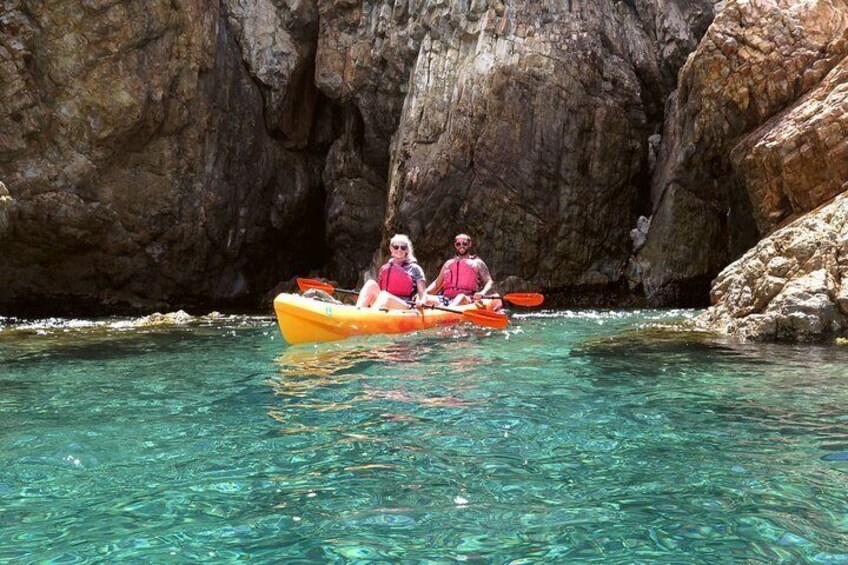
left=454, top=241, right=471, bottom=247
left=391, top=244, right=408, bottom=251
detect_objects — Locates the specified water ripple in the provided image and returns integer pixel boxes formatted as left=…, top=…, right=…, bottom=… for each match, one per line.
left=2, top=314, right=848, bottom=562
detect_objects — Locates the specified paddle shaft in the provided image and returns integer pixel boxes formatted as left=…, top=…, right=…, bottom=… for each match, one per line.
left=406, top=301, right=462, bottom=315
left=331, top=287, right=358, bottom=296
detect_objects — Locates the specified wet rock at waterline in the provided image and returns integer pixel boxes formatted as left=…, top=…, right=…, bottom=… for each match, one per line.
left=697, top=193, right=848, bottom=341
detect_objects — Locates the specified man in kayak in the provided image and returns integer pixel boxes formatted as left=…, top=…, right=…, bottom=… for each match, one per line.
left=426, top=233, right=499, bottom=308
left=356, top=234, right=428, bottom=310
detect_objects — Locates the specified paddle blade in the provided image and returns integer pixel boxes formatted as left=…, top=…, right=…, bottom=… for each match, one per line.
left=502, top=293, right=544, bottom=307
left=296, top=277, right=335, bottom=294
left=463, top=309, right=509, bottom=330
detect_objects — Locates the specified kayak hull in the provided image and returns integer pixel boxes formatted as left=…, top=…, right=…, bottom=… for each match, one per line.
left=273, top=293, right=492, bottom=345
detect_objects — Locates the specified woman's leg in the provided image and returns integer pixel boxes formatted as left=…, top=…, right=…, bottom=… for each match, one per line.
left=449, top=294, right=471, bottom=307
left=424, top=293, right=442, bottom=306
left=356, top=280, right=380, bottom=308
left=372, top=291, right=411, bottom=310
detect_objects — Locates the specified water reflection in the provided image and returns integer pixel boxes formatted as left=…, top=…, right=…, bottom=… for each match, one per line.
left=273, top=340, right=430, bottom=379
left=270, top=329, right=494, bottom=388
left=267, top=334, right=496, bottom=436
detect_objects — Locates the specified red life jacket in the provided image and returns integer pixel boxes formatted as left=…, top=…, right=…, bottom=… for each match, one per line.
left=378, top=261, right=415, bottom=298
left=443, top=257, right=479, bottom=298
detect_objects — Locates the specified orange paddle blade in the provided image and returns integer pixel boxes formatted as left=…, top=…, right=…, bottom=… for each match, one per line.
left=502, top=293, right=544, bottom=307
left=462, top=309, right=509, bottom=330
left=296, top=277, right=335, bottom=294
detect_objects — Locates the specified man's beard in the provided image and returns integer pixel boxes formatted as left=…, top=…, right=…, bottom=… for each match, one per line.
left=456, top=248, right=470, bottom=257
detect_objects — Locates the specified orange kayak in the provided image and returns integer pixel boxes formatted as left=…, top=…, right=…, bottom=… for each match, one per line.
left=273, top=293, right=496, bottom=345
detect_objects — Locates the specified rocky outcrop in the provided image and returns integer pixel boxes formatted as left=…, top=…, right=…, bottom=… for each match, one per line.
left=224, top=0, right=319, bottom=148
left=733, top=55, right=848, bottom=234
left=637, top=0, right=848, bottom=304
left=0, top=1, right=324, bottom=311
left=697, top=192, right=848, bottom=341
left=377, top=0, right=715, bottom=298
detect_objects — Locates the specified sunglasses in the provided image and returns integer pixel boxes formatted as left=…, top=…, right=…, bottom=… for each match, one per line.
left=454, top=240, right=471, bottom=247
left=391, top=244, right=408, bottom=251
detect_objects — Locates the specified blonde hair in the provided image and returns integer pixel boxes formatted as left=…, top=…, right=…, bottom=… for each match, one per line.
left=389, top=233, right=417, bottom=262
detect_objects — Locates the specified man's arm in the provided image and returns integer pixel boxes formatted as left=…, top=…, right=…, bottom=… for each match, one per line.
left=475, top=260, right=494, bottom=298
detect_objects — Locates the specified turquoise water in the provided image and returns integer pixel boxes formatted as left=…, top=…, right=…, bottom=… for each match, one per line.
left=1, top=310, right=848, bottom=563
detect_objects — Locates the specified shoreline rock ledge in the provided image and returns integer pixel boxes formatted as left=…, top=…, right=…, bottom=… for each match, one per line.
left=696, top=192, right=848, bottom=341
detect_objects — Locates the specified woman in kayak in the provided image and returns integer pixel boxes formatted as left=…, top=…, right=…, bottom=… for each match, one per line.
left=356, top=234, right=428, bottom=310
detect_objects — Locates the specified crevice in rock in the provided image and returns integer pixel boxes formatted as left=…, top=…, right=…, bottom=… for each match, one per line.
left=619, top=0, right=638, bottom=17
left=727, top=174, right=759, bottom=260
left=247, top=95, right=341, bottom=303
left=632, top=143, right=653, bottom=222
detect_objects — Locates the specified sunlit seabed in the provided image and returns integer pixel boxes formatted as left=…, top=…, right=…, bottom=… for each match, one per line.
left=1, top=310, right=848, bottom=564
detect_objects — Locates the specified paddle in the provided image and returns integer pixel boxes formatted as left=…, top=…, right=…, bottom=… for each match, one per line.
left=295, top=277, right=509, bottom=330
left=296, top=277, right=357, bottom=296
left=416, top=302, right=510, bottom=330
left=481, top=292, right=544, bottom=307
left=296, top=278, right=543, bottom=307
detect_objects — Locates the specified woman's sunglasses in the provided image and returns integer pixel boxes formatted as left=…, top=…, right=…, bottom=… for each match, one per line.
left=391, top=244, right=408, bottom=251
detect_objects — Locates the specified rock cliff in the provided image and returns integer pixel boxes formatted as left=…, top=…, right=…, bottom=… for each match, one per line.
left=0, top=0, right=715, bottom=313
left=636, top=0, right=848, bottom=306
left=320, top=0, right=716, bottom=300
left=387, top=2, right=711, bottom=301
left=0, top=0, right=326, bottom=311
left=638, top=0, right=848, bottom=340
